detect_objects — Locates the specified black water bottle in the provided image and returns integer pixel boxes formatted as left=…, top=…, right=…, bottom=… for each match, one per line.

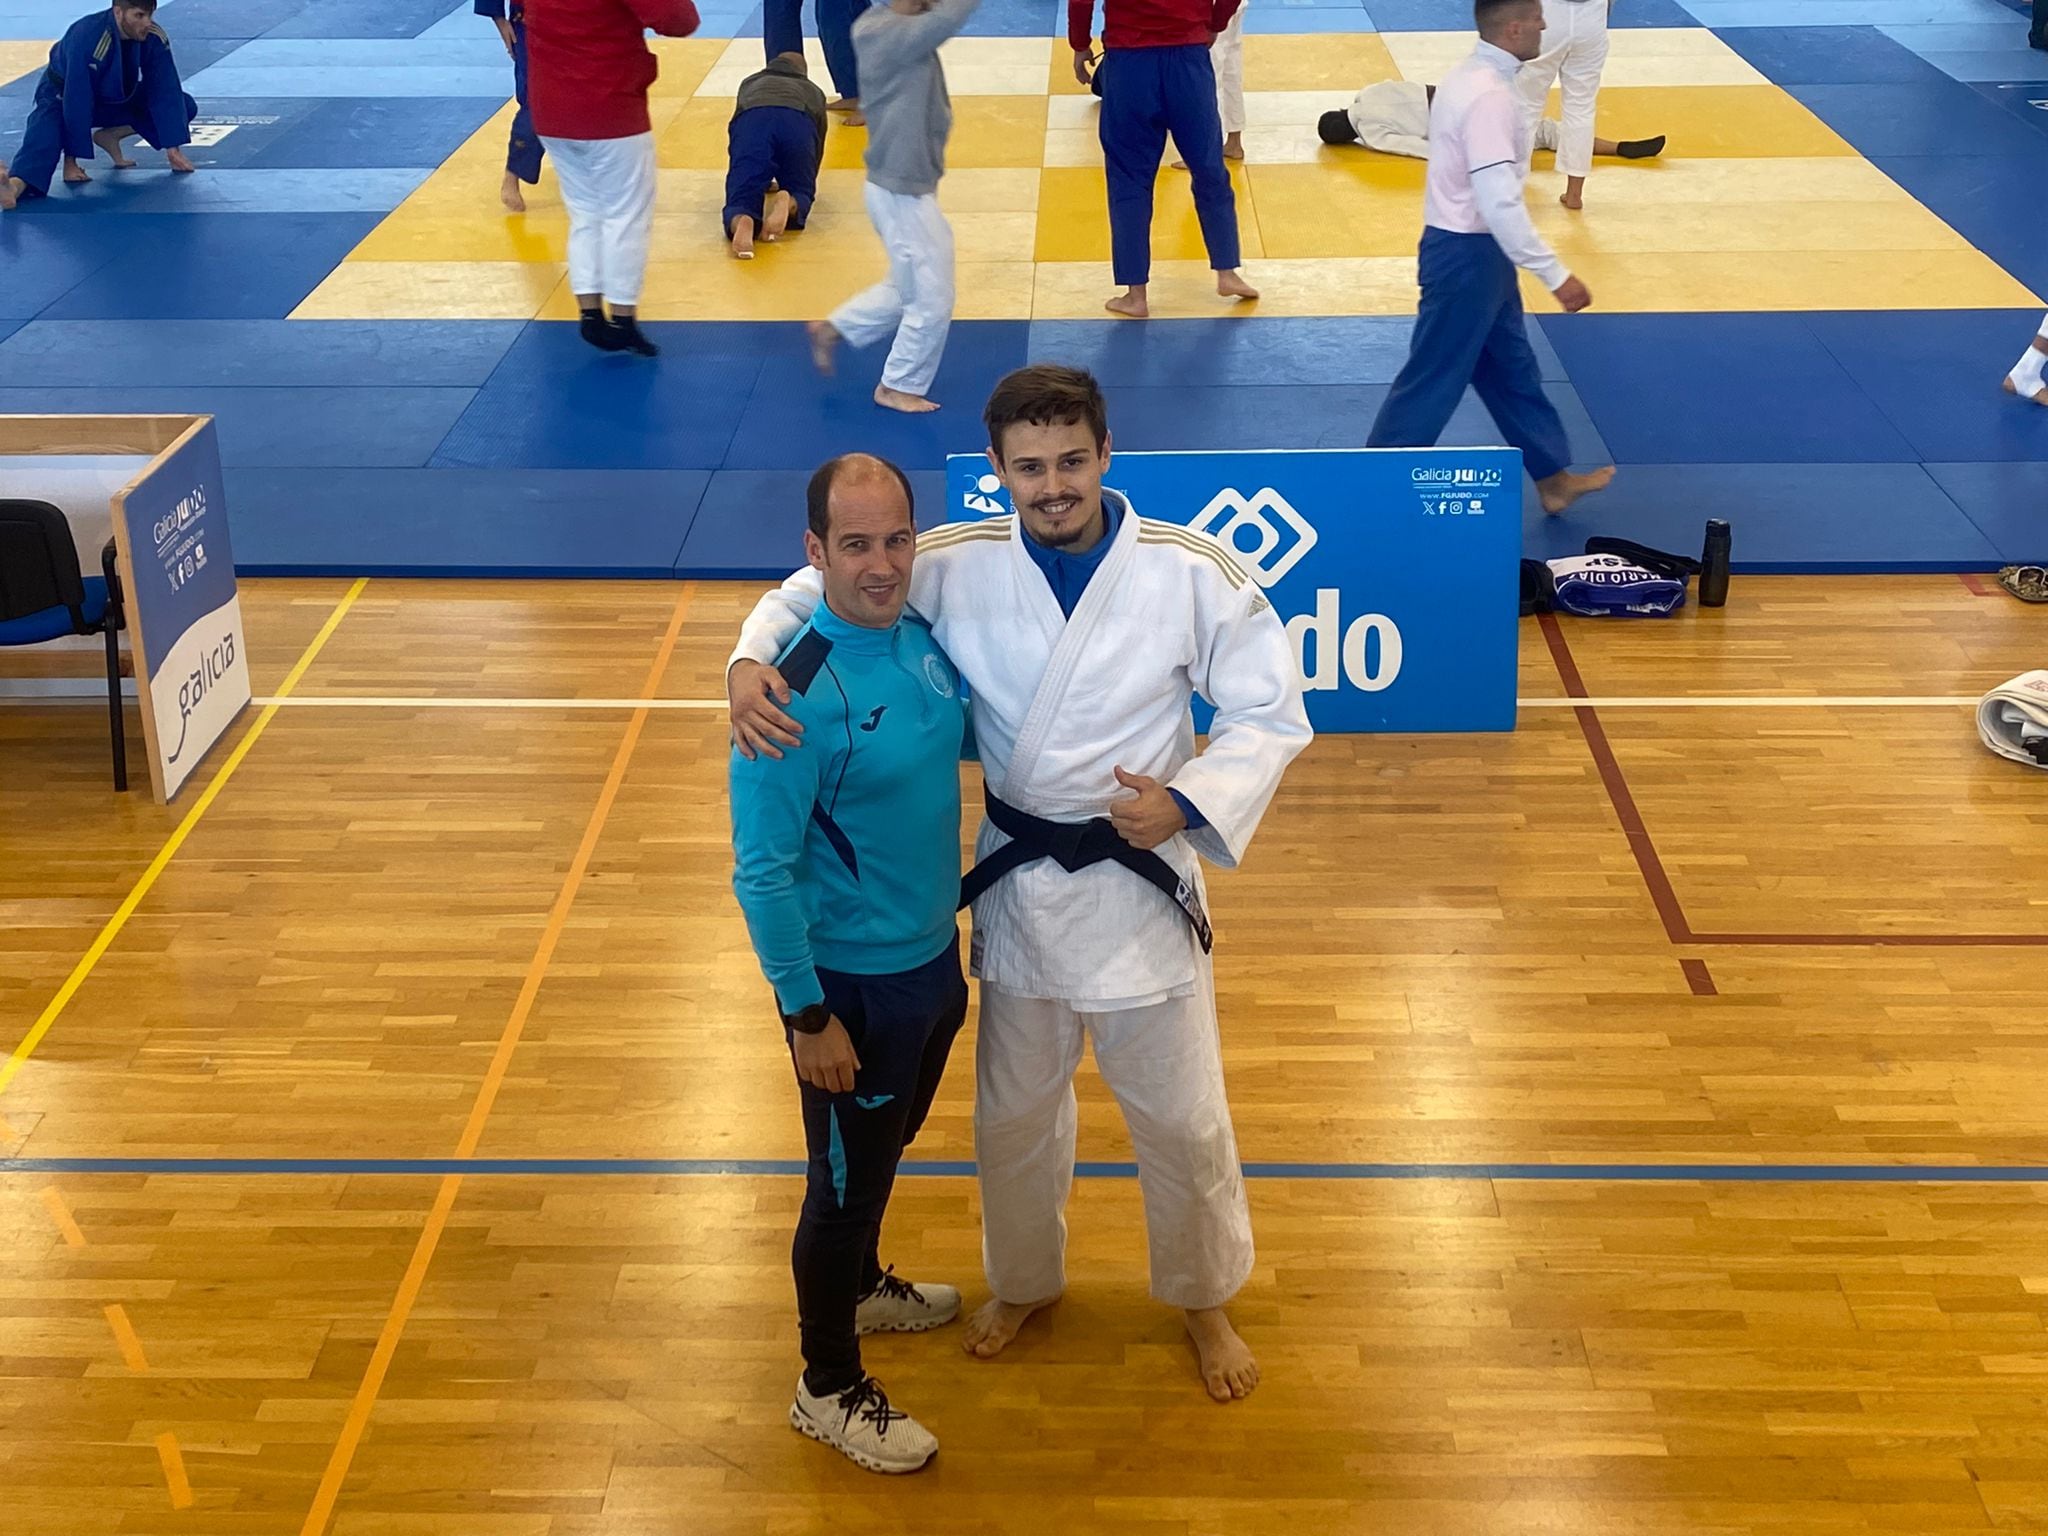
left=1699, top=519, right=1731, bottom=608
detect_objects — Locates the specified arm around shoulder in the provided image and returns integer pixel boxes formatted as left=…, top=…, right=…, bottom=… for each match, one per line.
left=630, top=0, right=702, bottom=36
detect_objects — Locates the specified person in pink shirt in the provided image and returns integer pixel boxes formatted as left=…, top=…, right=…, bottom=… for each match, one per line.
left=1366, top=0, right=1613, bottom=515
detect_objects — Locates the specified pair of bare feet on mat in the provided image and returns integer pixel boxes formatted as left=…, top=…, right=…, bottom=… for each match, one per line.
left=805, top=318, right=941, bottom=414
left=1105, top=269, right=1261, bottom=319
left=962, top=1295, right=1261, bottom=1403
left=730, top=189, right=797, bottom=259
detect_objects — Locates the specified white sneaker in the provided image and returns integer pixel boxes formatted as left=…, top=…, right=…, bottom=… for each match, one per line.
left=856, top=1267, right=961, bottom=1335
left=789, top=1374, right=937, bottom=1474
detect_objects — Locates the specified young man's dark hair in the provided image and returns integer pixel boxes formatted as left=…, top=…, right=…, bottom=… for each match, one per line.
left=116, top=0, right=159, bottom=12
left=805, top=453, right=916, bottom=540
left=981, top=364, right=1109, bottom=461
left=1473, top=0, right=1536, bottom=32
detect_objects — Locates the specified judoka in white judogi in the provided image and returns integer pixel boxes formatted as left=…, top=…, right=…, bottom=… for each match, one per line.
left=1318, top=78, right=1667, bottom=165
left=730, top=378, right=1310, bottom=1399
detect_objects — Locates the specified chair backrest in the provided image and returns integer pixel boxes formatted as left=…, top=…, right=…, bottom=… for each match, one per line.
left=0, top=499, right=88, bottom=627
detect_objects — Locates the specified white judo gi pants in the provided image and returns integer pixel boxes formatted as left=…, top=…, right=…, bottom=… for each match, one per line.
left=2008, top=311, right=2048, bottom=396
left=974, top=952, right=1254, bottom=1312
left=1212, top=3, right=1245, bottom=137
left=1515, top=0, right=1609, bottom=180
left=540, top=129, right=656, bottom=308
left=829, top=181, right=956, bottom=397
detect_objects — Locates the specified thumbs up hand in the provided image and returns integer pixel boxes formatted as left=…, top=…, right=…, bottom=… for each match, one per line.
left=1108, top=765, right=1186, bottom=851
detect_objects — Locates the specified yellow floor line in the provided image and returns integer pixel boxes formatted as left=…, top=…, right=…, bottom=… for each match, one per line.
left=155, top=1432, right=195, bottom=1509
left=0, top=579, right=368, bottom=1099
left=104, top=1303, right=150, bottom=1372
left=40, top=1186, right=87, bottom=1248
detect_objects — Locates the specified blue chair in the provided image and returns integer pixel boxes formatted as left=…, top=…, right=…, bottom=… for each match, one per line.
left=0, top=499, right=130, bottom=791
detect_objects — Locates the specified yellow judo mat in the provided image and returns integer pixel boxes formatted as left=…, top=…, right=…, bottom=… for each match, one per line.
left=288, top=31, right=2039, bottom=322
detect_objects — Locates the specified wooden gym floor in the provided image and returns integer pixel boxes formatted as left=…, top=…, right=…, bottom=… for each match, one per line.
left=4, top=574, right=2048, bottom=1534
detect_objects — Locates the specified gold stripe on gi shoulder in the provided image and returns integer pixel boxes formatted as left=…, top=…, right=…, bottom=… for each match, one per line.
left=1135, top=520, right=1250, bottom=589
left=919, top=517, right=1013, bottom=549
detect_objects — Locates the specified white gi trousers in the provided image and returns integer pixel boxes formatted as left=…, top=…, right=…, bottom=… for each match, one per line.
left=540, top=129, right=656, bottom=307
left=1515, top=0, right=1609, bottom=180
left=2009, top=311, right=2048, bottom=395
left=974, top=950, right=1254, bottom=1312
left=829, top=181, right=956, bottom=397
left=1212, top=3, right=1246, bottom=136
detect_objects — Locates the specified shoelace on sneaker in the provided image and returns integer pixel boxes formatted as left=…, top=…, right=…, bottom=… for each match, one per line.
left=868, top=1266, right=926, bottom=1307
left=835, top=1376, right=909, bottom=1439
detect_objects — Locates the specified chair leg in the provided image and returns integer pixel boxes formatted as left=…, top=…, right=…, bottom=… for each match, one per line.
left=105, top=626, right=128, bottom=792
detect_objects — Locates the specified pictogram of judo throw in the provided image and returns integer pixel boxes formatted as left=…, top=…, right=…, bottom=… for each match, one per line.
left=1188, top=488, right=1318, bottom=587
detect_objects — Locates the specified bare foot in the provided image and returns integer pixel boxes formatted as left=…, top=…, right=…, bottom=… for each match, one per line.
left=806, top=318, right=838, bottom=375
left=762, top=189, right=793, bottom=239
left=165, top=146, right=195, bottom=174
left=962, top=1296, right=1049, bottom=1358
left=2004, top=376, right=2048, bottom=406
left=875, top=384, right=939, bottom=413
left=844, top=109, right=866, bottom=127
left=1185, top=1307, right=1259, bottom=1402
left=93, top=129, right=137, bottom=168
left=500, top=171, right=526, bottom=212
left=826, top=96, right=858, bottom=113
left=1559, top=190, right=1582, bottom=210
left=1216, top=269, right=1259, bottom=302
left=1223, top=132, right=1244, bottom=161
left=731, top=214, right=756, bottom=259
left=1536, top=464, right=1616, bottom=514
left=63, top=159, right=90, bottom=185
left=1105, top=290, right=1148, bottom=319
left=0, top=171, right=18, bottom=211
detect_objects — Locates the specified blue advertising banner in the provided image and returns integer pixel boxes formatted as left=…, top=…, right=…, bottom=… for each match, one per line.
left=113, top=419, right=248, bottom=801
left=946, top=447, right=1522, bottom=733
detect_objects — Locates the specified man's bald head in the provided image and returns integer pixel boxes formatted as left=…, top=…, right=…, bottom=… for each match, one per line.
left=806, top=452, right=916, bottom=541
left=770, top=50, right=808, bottom=73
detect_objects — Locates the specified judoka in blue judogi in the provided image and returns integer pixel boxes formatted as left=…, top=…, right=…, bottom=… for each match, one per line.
left=475, top=0, right=545, bottom=212
left=0, top=0, right=197, bottom=210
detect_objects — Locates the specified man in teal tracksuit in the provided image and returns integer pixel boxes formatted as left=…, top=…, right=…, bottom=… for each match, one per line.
left=729, top=451, right=969, bottom=1475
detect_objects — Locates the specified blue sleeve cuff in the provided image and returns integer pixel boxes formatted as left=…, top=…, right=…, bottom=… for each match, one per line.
left=1166, top=788, right=1208, bottom=831
left=474, top=0, right=508, bottom=16
left=771, top=970, right=825, bottom=1015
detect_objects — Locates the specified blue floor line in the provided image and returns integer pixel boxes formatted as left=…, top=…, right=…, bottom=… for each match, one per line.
left=8, top=1156, right=2048, bottom=1181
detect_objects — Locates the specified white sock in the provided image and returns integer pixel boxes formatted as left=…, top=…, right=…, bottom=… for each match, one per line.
left=2011, top=340, right=2047, bottom=396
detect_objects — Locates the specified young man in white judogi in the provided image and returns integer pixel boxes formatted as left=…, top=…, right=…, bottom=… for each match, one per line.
left=729, top=365, right=1312, bottom=1401
left=1513, top=0, right=1610, bottom=210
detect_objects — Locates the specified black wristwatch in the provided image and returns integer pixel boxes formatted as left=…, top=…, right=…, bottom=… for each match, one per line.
left=783, top=1002, right=831, bottom=1035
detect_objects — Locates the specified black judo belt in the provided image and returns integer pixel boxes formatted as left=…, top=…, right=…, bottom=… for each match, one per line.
left=956, top=793, right=1213, bottom=953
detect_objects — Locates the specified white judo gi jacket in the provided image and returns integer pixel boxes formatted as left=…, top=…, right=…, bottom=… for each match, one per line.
left=731, top=491, right=1313, bottom=1008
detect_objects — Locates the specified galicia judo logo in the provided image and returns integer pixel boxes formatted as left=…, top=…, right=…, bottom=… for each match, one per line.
left=169, top=628, right=237, bottom=764
left=1411, top=466, right=1503, bottom=487
left=1188, top=487, right=1319, bottom=586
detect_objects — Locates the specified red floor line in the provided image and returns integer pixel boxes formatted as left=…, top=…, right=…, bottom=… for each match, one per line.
left=1536, top=614, right=2048, bottom=950
left=1959, top=571, right=1995, bottom=597
left=1537, top=614, right=1694, bottom=944
left=1680, top=958, right=1718, bottom=996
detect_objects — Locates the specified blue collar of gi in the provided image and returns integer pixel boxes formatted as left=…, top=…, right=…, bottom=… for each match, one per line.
left=1020, top=489, right=1125, bottom=619
left=812, top=595, right=900, bottom=654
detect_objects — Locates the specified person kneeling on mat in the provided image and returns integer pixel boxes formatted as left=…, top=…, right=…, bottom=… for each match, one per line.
left=1, top=0, right=197, bottom=211
left=724, top=51, right=827, bottom=260
left=1316, top=79, right=1663, bottom=163
left=728, top=453, right=973, bottom=1475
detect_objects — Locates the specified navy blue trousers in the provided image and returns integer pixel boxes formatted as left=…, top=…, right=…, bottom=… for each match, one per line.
left=13, top=68, right=196, bottom=197
left=1367, top=227, right=1572, bottom=483
left=763, top=0, right=868, bottom=99
left=792, top=940, right=967, bottom=1396
left=505, top=17, right=543, bottom=185
left=1096, top=42, right=1239, bottom=286
left=723, top=105, right=819, bottom=237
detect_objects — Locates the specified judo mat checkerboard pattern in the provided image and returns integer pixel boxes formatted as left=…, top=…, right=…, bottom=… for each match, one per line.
left=2, top=0, right=2047, bottom=572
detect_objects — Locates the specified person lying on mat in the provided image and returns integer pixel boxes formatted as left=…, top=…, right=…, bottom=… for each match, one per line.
left=1317, top=79, right=1663, bottom=163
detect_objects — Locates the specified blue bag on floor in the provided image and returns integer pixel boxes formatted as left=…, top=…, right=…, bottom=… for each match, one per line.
left=1546, top=553, right=1688, bottom=617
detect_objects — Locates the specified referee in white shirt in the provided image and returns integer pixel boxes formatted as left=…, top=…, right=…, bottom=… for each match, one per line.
left=1366, top=0, right=1614, bottom=516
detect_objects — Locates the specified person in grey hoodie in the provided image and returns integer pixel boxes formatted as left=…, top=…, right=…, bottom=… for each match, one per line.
left=725, top=51, right=829, bottom=259
left=804, top=0, right=979, bottom=414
